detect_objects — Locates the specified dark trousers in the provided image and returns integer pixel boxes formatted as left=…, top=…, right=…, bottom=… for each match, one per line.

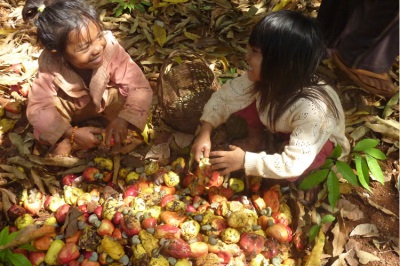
left=317, top=0, right=399, bottom=73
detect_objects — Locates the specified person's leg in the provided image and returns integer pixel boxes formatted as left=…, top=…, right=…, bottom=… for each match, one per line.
left=49, top=91, right=100, bottom=156
left=232, top=101, right=266, bottom=152
left=330, top=0, right=399, bottom=96
left=336, top=0, right=399, bottom=73
left=317, top=0, right=355, bottom=49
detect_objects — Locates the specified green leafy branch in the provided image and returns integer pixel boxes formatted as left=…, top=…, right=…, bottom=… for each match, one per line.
left=109, top=0, right=151, bottom=17
left=300, top=139, right=387, bottom=209
left=0, top=227, right=33, bottom=266
left=308, top=214, right=335, bottom=243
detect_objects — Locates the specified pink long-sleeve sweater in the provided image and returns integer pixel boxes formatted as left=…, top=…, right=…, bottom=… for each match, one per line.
left=27, top=31, right=153, bottom=145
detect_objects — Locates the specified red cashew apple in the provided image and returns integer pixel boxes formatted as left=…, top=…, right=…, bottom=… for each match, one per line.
left=112, top=228, right=123, bottom=239
left=112, top=212, right=123, bottom=225
left=62, top=174, right=78, bottom=186
left=54, top=204, right=71, bottom=224
left=82, top=167, right=102, bottom=182
left=160, top=194, right=176, bottom=208
left=265, top=223, right=292, bottom=243
left=262, top=185, right=281, bottom=213
left=190, top=241, right=209, bottom=258
left=44, top=196, right=65, bottom=213
left=23, top=190, right=43, bottom=215
left=160, top=211, right=187, bottom=227
left=163, top=238, right=191, bottom=259
left=272, top=212, right=290, bottom=226
left=57, top=243, right=80, bottom=264
left=261, top=238, right=278, bottom=259
left=123, top=184, right=139, bottom=198
left=182, top=173, right=197, bottom=188
left=153, top=224, right=182, bottom=239
left=28, top=251, right=46, bottom=266
left=120, top=214, right=141, bottom=236
left=188, top=183, right=206, bottom=197
left=94, top=205, right=103, bottom=219
left=97, top=219, right=115, bottom=236
left=7, top=204, right=26, bottom=221
left=208, top=241, right=232, bottom=264
left=238, top=232, right=266, bottom=259
left=208, top=217, right=228, bottom=236
left=204, top=171, right=224, bottom=188
left=142, top=217, right=158, bottom=229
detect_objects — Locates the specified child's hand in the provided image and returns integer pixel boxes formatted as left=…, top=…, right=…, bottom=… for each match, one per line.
left=191, top=122, right=213, bottom=162
left=209, top=145, right=245, bottom=175
left=191, top=133, right=211, bottom=162
left=105, top=118, right=128, bottom=147
left=73, top=127, right=102, bottom=149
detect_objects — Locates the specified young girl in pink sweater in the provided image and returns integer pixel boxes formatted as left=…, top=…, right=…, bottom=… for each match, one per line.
left=23, top=0, right=153, bottom=156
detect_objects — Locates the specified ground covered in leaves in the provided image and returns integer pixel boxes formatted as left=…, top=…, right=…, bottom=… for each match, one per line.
left=0, top=0, right=399, bottom=265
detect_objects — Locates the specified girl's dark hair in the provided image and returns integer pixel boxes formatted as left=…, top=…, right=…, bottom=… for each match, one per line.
left=249, top=10, right=340, bottom=130
left=22, top=0, right=102, bottom=54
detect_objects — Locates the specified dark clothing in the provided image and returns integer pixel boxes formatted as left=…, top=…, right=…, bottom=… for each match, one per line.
left=317, top=0, right=399, bottom=73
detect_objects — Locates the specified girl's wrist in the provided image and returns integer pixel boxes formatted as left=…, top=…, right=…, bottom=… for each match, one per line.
left=70, top=126, right=78, bottom=144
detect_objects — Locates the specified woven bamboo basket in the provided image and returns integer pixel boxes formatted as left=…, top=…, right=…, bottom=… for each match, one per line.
left=157, top=51, right=220, bottom=134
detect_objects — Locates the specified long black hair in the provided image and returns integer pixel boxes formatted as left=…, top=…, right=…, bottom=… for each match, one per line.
left=249, top=10, right=340, bottom=130
left=22, top=0, right=102, bottom=55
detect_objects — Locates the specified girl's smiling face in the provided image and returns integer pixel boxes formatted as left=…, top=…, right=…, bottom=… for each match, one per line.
left=246, top=45, right=262, bottom=82
left=64, top=21, right=106, bottom=70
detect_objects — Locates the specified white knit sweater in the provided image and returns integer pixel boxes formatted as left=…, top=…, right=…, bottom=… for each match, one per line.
left=200, top=74, right=350, bottom=179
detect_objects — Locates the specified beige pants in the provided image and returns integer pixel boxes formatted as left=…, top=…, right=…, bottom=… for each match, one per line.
left=54, top=87, right=125, bottom=125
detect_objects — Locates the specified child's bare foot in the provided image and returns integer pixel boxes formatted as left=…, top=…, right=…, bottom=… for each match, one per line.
left=49, top=138, right=72, bottom=157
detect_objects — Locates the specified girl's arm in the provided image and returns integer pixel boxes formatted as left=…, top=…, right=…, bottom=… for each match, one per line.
left=27, top=64, right=71, bottom=145
left=199, top=74, right=256, bottom=128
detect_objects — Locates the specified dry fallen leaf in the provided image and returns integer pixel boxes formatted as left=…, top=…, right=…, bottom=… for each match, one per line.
left=331, top=212, right=348, bottom=256
left=350, top=223, right=379, bottom=237
left=336, top=199, right=364, bottom=221
left=355, top=250, right=380, bottom=264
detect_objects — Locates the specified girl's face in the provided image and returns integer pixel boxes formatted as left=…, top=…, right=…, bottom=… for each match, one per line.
left=64, top=21, right=106, bottom=71
left=246, top=45, right=262, bottom=82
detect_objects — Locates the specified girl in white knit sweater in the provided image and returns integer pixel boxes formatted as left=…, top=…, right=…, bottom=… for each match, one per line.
left=191, top=10, right=350, bottom=183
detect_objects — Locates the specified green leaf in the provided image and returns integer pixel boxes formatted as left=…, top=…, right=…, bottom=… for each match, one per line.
left=353, top=139, right=379, bottom=151
left=355, top=154, right=371, bottom=191
left=115, top=6, right=124, bottom=17
left=336, top=161, right=358, bottom=186
left=327, top=171, right=340, bottom=209
left=6, top=231, right=18, bottom=243
left=320, top=158, right=334, bottom=169
left=321, top=214, right=336, bottom=224
left=18, top=243, right=36, bottom=251
left=309, top=225, right=320, bottom=243
left=328, top=144, right=342, bottom=159
left=299, top=169, right=329, bottom=190
left=0, top=227, right=9, bottom=245
left=0, top=249, right=12, bottom=263
left=134, top=4, right=146, bottom=13
left=365, top=155, right=385, bottom=185
left=363, top=147, right=387, bottom=160
left=8, top=252, right=32, bottom=266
